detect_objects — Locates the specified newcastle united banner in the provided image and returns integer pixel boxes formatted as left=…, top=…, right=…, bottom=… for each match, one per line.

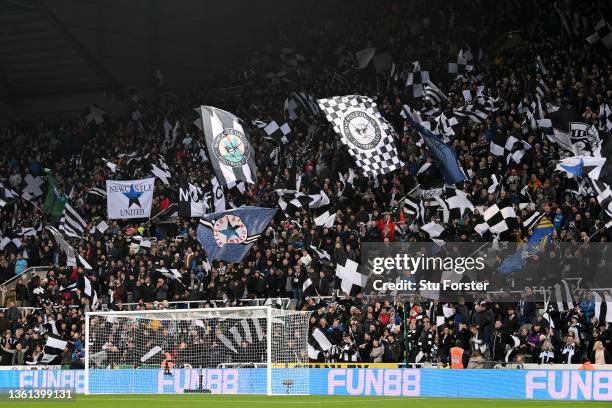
left=106, top=178, right=155, bottom=219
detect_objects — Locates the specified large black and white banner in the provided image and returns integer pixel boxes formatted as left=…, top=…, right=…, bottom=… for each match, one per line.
left=106, top=178, right=155, bottom=219
left=178, top=182, right=206, bottom=218
left=209, top=176, right=226, bottom=213
left=179, top=178, right=225, bottom=218
left=199, top=105, right=257, bottom=186
left=317, top=95, right=403, bottom=177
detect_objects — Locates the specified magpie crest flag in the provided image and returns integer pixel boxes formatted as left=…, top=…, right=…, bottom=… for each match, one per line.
left=196, top=207, right=276, bottom=262
left=200, top=106, right=257, bottom=186
left=318, top=95, right=403, bottom=177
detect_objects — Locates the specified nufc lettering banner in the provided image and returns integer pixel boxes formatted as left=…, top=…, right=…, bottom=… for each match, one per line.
left=106, top=178, right=155, bottom=219
left=178, top=182, right=206, bottom=218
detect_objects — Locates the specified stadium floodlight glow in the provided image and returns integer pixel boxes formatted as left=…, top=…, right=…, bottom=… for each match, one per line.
left=85, top=306, right=310, bottom=395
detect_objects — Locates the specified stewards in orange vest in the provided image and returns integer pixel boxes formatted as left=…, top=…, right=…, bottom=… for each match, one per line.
left=450, top=341, right=465, bottom=369
left=579, top=358, right=595, bottom=370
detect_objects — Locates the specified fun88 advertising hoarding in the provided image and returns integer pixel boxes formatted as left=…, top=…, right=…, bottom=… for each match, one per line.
left=1, top=368, right=611, bottom=400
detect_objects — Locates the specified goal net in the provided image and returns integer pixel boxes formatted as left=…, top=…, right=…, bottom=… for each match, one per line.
left=84, top=306, right=311, bottom=395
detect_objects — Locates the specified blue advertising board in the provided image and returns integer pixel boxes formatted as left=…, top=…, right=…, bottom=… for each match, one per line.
left=0, top=368, right=610, bottom=401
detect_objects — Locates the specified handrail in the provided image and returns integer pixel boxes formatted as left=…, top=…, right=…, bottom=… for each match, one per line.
left=0, top=266, right=49, bottom=306
left=0, top=266, right=49, bottom=289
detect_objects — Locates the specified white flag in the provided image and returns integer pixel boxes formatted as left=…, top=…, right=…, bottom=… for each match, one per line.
left=106, top=178, right=155, bottom=219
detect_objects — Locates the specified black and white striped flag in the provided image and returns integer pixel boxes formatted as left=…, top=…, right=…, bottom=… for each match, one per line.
left=59, top=202, right=87, bottom=239
left=150, top=159, right=172, bottom=186
left=522, top=210, right=544, bottom=231
left=550, top=280, right=574, bottom=312
left=535, top=79, right=549, bottom=98
left=284, top=92, right=320, bottom=120
left=403, top=196, right=426, bottom=225
left=87, top=187, right=106, bottom=198
left=453, top=104, right=488, bottom=124
left=423, top=83, right=448, bottom=106
left=178, top=182, right=207, bottom=218
left=79, top=274, right=99, bottom=308
left=45, top=225, right=92, bottom=269
left=200, top=106, right=257, bottom=186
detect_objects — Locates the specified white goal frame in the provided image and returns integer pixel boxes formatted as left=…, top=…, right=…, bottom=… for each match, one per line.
left=85, top=306, right=309, bottom=395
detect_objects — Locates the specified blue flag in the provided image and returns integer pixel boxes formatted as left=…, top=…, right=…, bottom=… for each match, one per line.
left=404, top=108, right=466, bottom=184
left=559, top=159, right=584, bottom=177
left=197, top=207, right=276, bottom=262
left=499, top=216, right=554, bottom=274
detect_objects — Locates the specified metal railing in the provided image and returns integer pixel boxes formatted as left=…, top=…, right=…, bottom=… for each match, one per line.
left=96, top=297, right=294, bottom=310
left=0, top=266, right=49, bottom=306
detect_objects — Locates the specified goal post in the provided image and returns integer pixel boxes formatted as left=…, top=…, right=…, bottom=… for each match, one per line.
left=84, top=306, right=311, bottom=395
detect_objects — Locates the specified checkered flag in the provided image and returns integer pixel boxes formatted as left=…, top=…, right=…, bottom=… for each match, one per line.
left=405, top=62, right=430, bottom=98
left=490, top=134, right=532, bottom=164
left=474, top=204, right=518, bottom=236
left=317, top=95, right=403, bottom=177
left=448, top=49, right=473, bottom=77
left=263, top=116, right=292, bottom=144
left=586, top=19, right=612, bottom=49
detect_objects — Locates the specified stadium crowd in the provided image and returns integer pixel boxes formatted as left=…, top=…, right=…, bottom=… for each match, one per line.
left=0, top=0, right=611, bottom=368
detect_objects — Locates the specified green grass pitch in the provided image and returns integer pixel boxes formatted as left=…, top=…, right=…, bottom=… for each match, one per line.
left=0, top=395, right=609, bottom=407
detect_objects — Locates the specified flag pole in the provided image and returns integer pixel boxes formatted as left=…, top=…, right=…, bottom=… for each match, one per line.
left=398, top=184, right=421, bottom=204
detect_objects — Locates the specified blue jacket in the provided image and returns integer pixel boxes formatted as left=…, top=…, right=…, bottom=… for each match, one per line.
left=15, top=259, right=27, bottom=275
left=580, top=300, right=595, bottom=320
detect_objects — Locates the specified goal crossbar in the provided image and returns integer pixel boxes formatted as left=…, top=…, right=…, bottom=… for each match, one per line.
left=84, top=306, right=310, bottom=395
